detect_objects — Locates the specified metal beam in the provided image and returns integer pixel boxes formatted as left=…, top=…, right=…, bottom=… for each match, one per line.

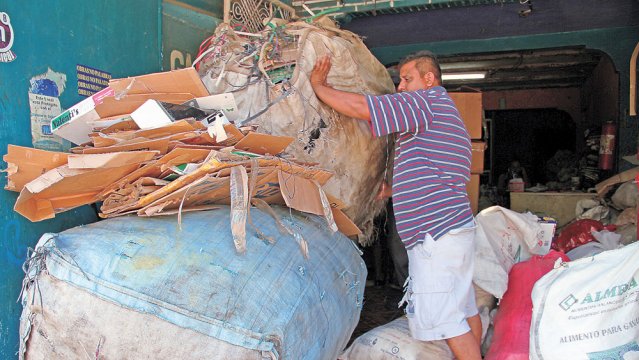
left=289, top=0, right=517, bottom=19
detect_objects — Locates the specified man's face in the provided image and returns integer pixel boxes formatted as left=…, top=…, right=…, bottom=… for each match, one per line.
left=397, top=60, right=435, bottom=92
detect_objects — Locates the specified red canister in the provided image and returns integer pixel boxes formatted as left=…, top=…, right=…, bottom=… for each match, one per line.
left=598, top=122, right=616, bottom=170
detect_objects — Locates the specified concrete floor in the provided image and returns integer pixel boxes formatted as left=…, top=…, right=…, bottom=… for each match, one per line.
left=348, top=282, right=405, bottom=345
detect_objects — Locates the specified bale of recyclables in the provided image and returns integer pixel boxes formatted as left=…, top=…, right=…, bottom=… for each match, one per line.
left=18, top=206, right=366, bottom=360
left=339, top=316, right=454, bottom=360
left=339, top=284, right=495, bottom=360
left=197, top=19, right=395, bottom=245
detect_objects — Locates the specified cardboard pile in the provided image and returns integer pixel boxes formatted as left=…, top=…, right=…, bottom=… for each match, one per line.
left=449, top=92, right=485, bottom=215
left=4, top=68, right=361, bottom=250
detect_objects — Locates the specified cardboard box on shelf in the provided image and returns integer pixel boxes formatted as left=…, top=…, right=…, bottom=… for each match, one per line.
left=471, top=141, right=486, bottom=174
left=450, top=92, right=483, bottom=140
left=466, top=174, right=480, bottom=215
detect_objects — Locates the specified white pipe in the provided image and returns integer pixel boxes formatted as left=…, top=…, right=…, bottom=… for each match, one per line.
left=630, top=41, right=638, bottom=116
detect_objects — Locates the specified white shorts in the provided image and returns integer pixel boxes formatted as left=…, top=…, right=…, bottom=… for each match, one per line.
left=400, top=224, right=478, bottom=341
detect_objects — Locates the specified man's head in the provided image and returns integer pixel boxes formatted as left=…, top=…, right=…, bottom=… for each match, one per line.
left=397, top=51, right=443, bottom=92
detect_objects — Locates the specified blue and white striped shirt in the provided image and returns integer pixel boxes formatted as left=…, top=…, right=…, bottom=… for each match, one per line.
left=366, top=86, right=473, bottom=249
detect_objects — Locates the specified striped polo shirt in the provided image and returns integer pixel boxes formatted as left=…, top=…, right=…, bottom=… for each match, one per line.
left=366, top=86, right=474, bottom=249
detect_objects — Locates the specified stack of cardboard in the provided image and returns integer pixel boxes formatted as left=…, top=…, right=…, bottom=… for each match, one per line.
left=4, top=68, right=361, bottom=249
left=450, top=92, right=485, bottom=214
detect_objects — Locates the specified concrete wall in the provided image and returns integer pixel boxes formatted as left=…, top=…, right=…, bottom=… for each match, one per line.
left=582, top=55, right=620, bottom=129
left=483, top=88, right=581, bottom=126
left=482, top=51, right=622, bottom=170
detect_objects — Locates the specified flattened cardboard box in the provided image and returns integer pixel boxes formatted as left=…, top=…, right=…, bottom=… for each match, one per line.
left=3, top=145, right=69, bottom=192
left=277, top=171, right=361, bottom=236
left=108, top=68, right=209, bottom=98
left=234, top=132, right=294, bottom=155
left=595, top=167, right=639, bottom=198
left=51, top=91, right=200, bottom=145
left=51, top=68, right=209, bottom=145
left=14, top=151, right=155, bottom=222
left=98, top=148, right=213, bottom=211
left=50, top=87, right=115, bottom=145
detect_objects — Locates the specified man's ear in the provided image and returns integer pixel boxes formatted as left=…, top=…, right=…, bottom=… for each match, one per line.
left=422, top=72, right=435, bottom=87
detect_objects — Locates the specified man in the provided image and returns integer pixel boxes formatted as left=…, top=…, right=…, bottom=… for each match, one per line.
left=497, top=159, right=530, bottom=206
left=310, top=51, right=482, bottom=359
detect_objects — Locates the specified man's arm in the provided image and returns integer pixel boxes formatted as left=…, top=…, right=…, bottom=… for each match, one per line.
left=310, top=56, right=371, bottom=122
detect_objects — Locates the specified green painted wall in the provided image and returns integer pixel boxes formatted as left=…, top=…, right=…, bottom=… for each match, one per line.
left=0, top=1, right=162, bottom=358
left=162, top=0, right=222, bottom=70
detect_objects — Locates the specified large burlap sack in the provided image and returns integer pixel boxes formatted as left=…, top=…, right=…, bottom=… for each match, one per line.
left=197, top=20, right=395, bottom=244
left=530, top=241, right=639, bottom=360
left=19, top=206, right=366, bottom=359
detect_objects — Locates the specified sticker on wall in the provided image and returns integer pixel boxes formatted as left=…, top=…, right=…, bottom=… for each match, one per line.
left=76, top=64, right=111, bottom=97
left=0, top=12, right=16, bottom=63
left=29, top=68, right=72, bottom=151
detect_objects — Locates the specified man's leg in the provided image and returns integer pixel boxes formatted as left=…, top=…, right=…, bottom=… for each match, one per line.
left=466, top=314, right=482, bottom=346
left=445, top=330, right=482, bottom=360
left=387, top=202, right=409, bottom=287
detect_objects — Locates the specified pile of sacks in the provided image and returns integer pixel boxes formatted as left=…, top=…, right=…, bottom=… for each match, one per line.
left=11, top=17, right=399, bottom=359
left=573, top=168, right=639, bottom=246
left=342, top=204, right=639, bottom=359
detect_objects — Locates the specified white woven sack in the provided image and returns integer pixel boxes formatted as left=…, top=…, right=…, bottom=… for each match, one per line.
left=20, top=273, right=264, bottom=360
left=338, top=316, right=453, bottom=360
left=530, top=241, right=639, bottom=360
left=473, top=206, right=546, bottom=298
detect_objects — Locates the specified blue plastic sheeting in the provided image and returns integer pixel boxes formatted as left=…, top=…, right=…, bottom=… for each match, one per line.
left=34, top=206, right=366, bottom=359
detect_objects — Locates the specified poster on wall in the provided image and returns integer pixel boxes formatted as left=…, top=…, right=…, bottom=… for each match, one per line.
left=29, top=69, right=73, bottom=151
left=77, top=64, right=111, bottom=97
left=0, top=11, right=16, bottom=63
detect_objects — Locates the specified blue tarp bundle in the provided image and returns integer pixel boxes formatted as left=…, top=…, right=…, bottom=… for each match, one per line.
left=22, top=206, right=366, bottom=359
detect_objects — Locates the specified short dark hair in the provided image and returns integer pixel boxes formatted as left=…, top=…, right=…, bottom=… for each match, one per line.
left=398, top=51, right=443, bottom=84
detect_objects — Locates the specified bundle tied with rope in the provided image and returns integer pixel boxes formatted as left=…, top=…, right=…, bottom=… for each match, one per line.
left=196, top=18, right=395, bottom=245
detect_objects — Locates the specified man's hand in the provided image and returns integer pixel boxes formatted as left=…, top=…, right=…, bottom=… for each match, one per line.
left=310, top=55, right=331, bottom=90
left=309, top=55, right=371, bottom=121
left=376, top=181, right=392, bottom=200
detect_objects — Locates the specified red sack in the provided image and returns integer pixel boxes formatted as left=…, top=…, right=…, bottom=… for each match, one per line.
left=551, top=219, right=616, bottom=253
left=485, top=251, right=569, bottom=360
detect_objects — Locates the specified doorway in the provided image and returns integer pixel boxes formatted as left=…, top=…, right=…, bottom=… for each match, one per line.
left=487, top=108, right=576, bottom=187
